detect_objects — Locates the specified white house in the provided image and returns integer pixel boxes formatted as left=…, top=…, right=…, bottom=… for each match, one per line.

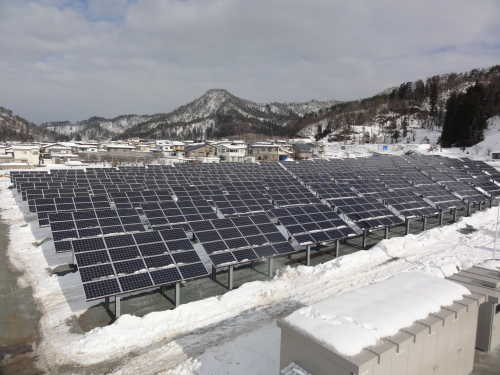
left=40, top=143, right=79, bottom=165
left=103, top=144, right=136, bottom=153
left=11, top=145, right=40, bottom=166
left=217, top=142, right=248, bottom=162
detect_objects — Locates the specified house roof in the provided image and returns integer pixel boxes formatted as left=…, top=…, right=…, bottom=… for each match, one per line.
left=220, top=144, right=247, bottom=150
left=12, top=145, right=40, bottom=150
left=293, top=143, right=314, bottom=152
left=104, top=144, right=136, bottom=149
left=185, top=143, right=212, bottom=152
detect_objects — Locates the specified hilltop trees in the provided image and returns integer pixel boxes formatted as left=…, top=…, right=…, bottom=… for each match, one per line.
left=440, top=79, right=500, bottom=148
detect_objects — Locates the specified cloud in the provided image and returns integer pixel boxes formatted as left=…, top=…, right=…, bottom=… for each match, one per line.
left=1, top=0, right=500, bottom=122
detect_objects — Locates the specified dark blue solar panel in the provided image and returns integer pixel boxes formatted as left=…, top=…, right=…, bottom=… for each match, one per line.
left=83, top=279, right=120, bottom=300
left=118, top=272, right=153, bottom=292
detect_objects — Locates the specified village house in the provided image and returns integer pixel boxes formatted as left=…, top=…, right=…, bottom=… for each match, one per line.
left=103, top=143, right=137, bottom=153
left=249, top=143, right=292, bottom=161
left=40, top=143, right=79, bottom=164
left=217, top=141, right=248, bottom=162
left=10, top=145, right=40, bottom=166
left=292, top=143, right=314, bottom=160
left=184, top=143, right=218, bottom=161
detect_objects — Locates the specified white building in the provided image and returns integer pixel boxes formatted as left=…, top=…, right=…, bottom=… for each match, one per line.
left=11, top=145, right=40, bottom=166
left=217, top=142, right=248, bottom=162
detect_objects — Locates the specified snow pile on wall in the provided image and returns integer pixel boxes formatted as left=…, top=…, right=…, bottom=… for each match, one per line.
left=281, top=272, right=469, bottom=356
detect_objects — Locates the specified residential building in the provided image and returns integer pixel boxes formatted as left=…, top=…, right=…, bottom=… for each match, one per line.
left=11, top=145, right=40, bottom=166
left=293, top=143, right=314, bottom=160
left=103, top=144, right=136, bottom=153
left=184, top=143, right=218, bottom=160
left=249, top=143, right=292, bottom=161
left=40, top=143, right=79, bottom=164
left=217, top=142, right=248, bottom=162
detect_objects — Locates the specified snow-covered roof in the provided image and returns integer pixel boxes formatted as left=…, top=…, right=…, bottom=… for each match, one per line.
left=49, top=153, right=79, bottom=158
left=220, top=144, right=247, bottom=150
left=104, top=144, right=136, bottom=149
left=11, top=145, right=40, bottom=150
left=281, top=271, right=469, bottom=357
left=72, top=144, right=97, bottom=149
left=250, top=143, right=280, bottom=148
left=43, top=144, right=71, bottom=149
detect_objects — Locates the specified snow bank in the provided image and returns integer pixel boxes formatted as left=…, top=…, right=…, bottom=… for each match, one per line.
left=282, top=272, right=469, bottom=356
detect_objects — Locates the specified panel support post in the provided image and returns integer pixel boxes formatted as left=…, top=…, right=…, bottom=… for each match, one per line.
left=362, top=229, right=368, bottom=249
left=335, top=240, right=340, bottom=258
left=115, top=295, right=121, bottom=318
left=466, top=202, right=471, bottom=217
left=438, top=210, right=444, bottom=226
left=452, top=208, right=458, bottom=222
left=267, top=257, right=274, bottom=279
left=405, top=218, right=411, bottom=235
left=228, top=265, right=234, bottom=290
left=490, top=199, right=493, bottom=208
left=422, top=216, right=427, bottom=231
left=211, top=266, right=217, bottom=281
left=384, top=227, right=390, bottom=240
left=305, top=245, right=311, bottom=266
left=175, top=282, right=180, bottom=307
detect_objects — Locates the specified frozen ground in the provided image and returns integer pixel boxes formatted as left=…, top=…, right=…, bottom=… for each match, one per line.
left=2, top=173, right=500, bottom=374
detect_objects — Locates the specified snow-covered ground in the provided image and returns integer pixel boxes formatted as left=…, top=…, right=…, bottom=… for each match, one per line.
left=324, top=116, right=500, bottom=161
left=2, top=172, right=500, bottom=374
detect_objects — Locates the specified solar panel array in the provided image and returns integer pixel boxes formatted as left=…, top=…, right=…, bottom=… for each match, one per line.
left=193, top=214, right=294, bottom=266
left=270, top=204, right=356, bottom=245
left=48, top=208, right=145, bottom=252
left=9, top=154, right=499, bottom=303
left=332, top=196, right=404, bottom=230
left=141, top=199, right=217, bottom=231
left=73, top=228, right=208, bottom=300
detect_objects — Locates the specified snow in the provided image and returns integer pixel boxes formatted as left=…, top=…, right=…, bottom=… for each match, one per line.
left=281, top=363, right=312, bottom=375
left=1, top=161, right=500, bottom=373
left=281, top=271, right=469, bottom=356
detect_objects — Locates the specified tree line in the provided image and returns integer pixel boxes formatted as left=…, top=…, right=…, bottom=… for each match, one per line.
left=440, top=75, right=500, bottom=148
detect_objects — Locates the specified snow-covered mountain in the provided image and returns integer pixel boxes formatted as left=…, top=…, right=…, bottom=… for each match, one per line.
left=36, top=89, right=338, bottom=140
left=120, top=89, right=339, bottom=139
left=0, top=106, right=56, bottom=141
left=295, top=65, right=500, bottom=142
left=39, top=114, right=154, bottom=140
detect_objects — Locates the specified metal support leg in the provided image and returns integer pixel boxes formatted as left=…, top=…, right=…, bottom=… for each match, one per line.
left=405, top=218, right=411, bottom=235
left=267, top=257, right=274, bottom=279
left=439, top=210, right=444, bottom=226
left=115, top=295, right=121, bottom=318
left=306, top=245, right=311, bottom=266
left=228, top=265, right=234, bottom=290
left=452, top=208, right=458, bottom=222
left=490, top=199, right=493, bottom=208
left=422, top=216, right=427, bottom=231
left=362, top=229, right=368, bottom=249
left=211, top=266, right=217, bottom=281
left=466, top=202, right=471, bottom=217
left=175, top=282, right=180, bottom=307
left=384, top=227, right=390, bottom=239
left=335, top=240, right=340, bottom=258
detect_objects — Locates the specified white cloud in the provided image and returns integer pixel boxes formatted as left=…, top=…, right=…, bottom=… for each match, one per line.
left=1, top=0, right=500, bottom=122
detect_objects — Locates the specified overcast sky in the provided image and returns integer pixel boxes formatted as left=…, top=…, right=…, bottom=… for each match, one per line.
left=2, top=0, right=500, bottom=123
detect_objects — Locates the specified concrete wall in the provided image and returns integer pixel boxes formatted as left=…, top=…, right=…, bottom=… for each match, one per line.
left=278, top=295, right=482, bottom=375
left=448, top=266, right=500, bottom=352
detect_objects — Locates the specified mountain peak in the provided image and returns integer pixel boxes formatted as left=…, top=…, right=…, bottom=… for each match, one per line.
left=202, top=88, right=234, bottom=98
